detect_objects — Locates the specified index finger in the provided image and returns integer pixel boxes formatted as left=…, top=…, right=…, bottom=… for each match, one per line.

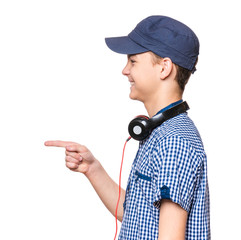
left=44, top=140, right=77, bottom=148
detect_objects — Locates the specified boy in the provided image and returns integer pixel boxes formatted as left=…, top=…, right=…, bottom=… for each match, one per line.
left=45, top=15, right=210, bottom=239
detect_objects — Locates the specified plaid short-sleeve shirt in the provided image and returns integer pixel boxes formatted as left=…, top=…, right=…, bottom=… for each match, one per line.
left=119, top=108, right=210, bottom=239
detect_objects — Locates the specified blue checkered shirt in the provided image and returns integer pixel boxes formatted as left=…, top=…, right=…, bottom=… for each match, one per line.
left=119, top=110, right=210, bottom=239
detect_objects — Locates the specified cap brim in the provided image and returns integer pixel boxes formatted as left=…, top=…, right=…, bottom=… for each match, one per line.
left=105, top=36, right=148, bottom=54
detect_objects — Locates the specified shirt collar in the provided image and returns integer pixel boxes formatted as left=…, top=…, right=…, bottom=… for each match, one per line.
left=155, top=99, right=183, bottom=116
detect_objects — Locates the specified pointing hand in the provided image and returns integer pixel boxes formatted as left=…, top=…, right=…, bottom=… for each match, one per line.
left=45, top=140, right=97, bottom=174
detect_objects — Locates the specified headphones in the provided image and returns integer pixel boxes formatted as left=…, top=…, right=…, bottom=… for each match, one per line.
left=128, top=101, right=189, bottom=141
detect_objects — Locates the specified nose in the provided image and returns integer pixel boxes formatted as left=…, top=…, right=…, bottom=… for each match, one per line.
left=122, top=61, right=130, bottom=76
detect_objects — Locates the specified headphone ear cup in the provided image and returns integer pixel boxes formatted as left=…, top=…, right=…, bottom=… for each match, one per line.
left=128, top=115, right=151, bottom=141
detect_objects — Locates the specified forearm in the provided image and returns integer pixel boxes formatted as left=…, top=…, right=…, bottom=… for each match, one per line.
left=85, top=160, right=125, bottom=221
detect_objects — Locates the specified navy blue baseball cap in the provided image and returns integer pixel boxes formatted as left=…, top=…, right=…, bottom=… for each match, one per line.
left=105, top=15, right=199, bottom=73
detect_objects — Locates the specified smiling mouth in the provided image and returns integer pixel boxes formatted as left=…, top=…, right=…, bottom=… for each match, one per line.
left=129, top=79, right=135, bottom=86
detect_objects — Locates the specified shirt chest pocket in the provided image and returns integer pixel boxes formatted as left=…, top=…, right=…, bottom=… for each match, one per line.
left=135, top=170, right=153, bottom=205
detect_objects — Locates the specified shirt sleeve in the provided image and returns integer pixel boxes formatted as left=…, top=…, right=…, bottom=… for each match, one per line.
left=151, top=135, right=201, bottom=212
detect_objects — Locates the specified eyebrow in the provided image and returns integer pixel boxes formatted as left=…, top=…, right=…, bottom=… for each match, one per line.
left=127, top=54, right=137, bottom=59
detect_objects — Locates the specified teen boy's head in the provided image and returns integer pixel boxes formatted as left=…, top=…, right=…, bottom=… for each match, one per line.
left=105, top=15, right=199, bottom=92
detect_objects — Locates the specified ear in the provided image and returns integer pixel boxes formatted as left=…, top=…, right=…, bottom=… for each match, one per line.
left=159, top=58, right=173, bottom=80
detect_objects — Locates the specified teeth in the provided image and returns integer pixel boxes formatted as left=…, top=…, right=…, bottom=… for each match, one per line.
left=130, top=82, right=134, bottom=86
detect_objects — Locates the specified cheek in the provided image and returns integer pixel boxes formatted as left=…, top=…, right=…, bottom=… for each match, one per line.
left=131, top=64, right=160, bottom=91
left=140, top=69, right=160, bottom=91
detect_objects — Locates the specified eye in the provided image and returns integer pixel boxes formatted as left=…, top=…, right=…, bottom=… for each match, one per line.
left=130, top=59, right=136, bottom=64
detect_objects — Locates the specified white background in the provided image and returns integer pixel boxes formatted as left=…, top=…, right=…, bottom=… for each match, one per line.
left=0, top=0, right=240, bottom=239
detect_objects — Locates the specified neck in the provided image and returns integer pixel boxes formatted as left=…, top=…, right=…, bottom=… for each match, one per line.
left=144, top=93, right=183, bottom=117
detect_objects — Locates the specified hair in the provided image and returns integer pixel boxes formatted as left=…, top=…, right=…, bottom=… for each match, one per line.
left=150, top=52, right=198, bottom=92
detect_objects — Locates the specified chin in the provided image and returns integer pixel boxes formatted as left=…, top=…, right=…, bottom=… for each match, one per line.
left=129, top=92, right=137, bottom=100
left=129, top=93, right=142, bottom=102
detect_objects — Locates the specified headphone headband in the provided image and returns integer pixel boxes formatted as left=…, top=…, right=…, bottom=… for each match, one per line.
left=128, top=101, right=189, bottom=141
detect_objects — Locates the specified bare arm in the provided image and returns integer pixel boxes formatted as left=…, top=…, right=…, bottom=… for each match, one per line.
left=44, top=140, right=125, bottom=221
left=158, top=199, right=187, bottom=240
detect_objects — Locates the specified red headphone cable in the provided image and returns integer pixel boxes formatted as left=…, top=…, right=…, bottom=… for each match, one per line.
left=114, top=136, right=131, bottom=240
